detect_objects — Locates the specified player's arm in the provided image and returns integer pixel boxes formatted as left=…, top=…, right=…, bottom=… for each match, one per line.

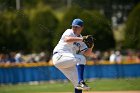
left=83, top=47, right=94, bottom=56
left=82, top=35, right=95, bottom=56
left=64, top=36, right=83, bottom=42
left=80, top=40, right=94, bottom=56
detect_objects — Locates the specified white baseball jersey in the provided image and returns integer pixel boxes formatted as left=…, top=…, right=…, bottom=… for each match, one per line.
left=53, top=29, right=88, bottom=55
left=52, top=29, right=88, bottom=88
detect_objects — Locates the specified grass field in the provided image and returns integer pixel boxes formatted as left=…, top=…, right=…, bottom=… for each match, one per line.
left=0, top=78, right=140, bottom=93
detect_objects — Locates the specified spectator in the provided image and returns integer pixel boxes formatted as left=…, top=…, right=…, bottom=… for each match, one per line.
left=115, top=51, right=122, bottom=64
left=8, top=52, right=16, bottom=63
left=95, top=51, right=102, bottom=61
left=15, top=52, right=24, bottom=63
left=135, top=52, right=140, bottom=63
left=39, top=51, right=47, bottom=62
left=0, top=53, right=6, bottom=63
left=109, top=51, right=116, bottom=63
left=27, top=53, right=37, bottom=62
left=102, top=51, right=110, bottom=61
left=126, top=50, right=134, bottom=63
left=0, top=53, right=9, bottom=63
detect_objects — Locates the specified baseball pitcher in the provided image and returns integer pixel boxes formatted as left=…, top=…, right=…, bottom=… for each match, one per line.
left=52, top=18, right=94, bottom=93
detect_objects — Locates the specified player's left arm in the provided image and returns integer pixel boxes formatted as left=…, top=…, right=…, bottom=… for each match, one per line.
left=83, top=47, right=94, bottom=56
left=82, top=35, right=95, bottom=56
left=79, top=42, right=94, bottom=56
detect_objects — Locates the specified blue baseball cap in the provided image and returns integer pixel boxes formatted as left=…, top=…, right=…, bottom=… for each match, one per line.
left=71, top=18, right=84, bottom=27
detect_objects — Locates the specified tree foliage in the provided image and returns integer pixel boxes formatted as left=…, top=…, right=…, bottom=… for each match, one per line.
left=25, top=4, right=59, bottom=55
left=0, top=10, right=29, bottom=52
left=0, top=4, right=58, bottom=54
left=55, top=6, right=115, bottom=51
left=124, top=3, right=140, bottom=49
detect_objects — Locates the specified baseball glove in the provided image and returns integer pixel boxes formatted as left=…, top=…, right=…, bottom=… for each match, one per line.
left=83, top=35, right=95, bottom=48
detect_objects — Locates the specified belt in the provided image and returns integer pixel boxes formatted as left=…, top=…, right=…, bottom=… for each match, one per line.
left=53, top=52, right=58, bottom=55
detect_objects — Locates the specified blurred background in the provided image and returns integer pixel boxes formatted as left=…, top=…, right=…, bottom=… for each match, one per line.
left=0, top=0, right=140, bottom=92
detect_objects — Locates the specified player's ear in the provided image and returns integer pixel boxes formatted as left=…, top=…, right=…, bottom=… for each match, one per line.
left=81, top=26, right=84, bottom=30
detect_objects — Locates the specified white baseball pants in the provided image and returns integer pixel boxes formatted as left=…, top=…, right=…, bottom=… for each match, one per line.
left=52, top=52, right=86, bottom=87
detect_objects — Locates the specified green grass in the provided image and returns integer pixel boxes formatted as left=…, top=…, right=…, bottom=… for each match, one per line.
left=0, top=78, right=140, bottom=93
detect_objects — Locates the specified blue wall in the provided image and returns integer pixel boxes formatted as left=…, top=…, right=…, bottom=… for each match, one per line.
left=0, top=64, right=140, bottom=84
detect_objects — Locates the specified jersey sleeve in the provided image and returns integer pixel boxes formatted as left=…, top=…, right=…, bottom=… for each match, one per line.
left=80, top=42, right=88, bottom=52
left=61, top=29, right=75, bottom=39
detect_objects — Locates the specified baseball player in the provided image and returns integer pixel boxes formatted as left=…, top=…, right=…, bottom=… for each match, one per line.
left=52, top=18, right=94, bottom=93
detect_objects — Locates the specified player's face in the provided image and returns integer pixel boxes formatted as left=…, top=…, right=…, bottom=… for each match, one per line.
left=72, top=26, right=83, bottom=35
